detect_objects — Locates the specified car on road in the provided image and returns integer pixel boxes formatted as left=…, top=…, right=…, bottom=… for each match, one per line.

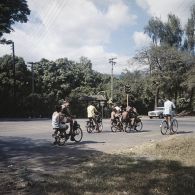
left=148, top=107, right=164, bottom=119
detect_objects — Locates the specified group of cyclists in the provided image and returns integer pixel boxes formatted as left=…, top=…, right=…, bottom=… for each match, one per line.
left=111, top=104, right=138, bottom=130
left=51, top=95, right=176, bottom=144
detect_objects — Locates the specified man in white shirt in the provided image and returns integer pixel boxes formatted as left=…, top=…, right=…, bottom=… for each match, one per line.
left=87, top=102, right=99, bottom=131
left=163, top=97, right=176, bottom=128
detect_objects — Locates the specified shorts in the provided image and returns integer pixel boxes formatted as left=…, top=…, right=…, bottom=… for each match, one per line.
left=163, top=114, right=172, bottom=117
left=60, top=123, right=69, bottom=129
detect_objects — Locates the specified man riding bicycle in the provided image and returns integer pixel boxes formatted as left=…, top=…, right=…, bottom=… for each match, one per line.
left=163, top=96, right=176, bottom=129
left=87, top=102, right=99, bottom=131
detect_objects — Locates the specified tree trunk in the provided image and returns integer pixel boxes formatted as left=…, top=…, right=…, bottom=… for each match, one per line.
left=174, top=90, right=177, bottom=106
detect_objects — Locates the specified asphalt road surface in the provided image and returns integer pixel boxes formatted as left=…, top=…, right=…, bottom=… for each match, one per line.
left=0, top=117, right=194, bottom=153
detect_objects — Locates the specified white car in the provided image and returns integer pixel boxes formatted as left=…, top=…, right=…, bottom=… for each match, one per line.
left=148, top=107, right=164, bottom=119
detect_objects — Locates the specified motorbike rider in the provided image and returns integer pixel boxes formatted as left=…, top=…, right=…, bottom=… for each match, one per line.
left=111, top=106, right=122, bottom=125
left=127, top=105, right=138, bottom=128
left=61, top=99, right=75, bottom=141
left=52, top=105, right=68, bottom=144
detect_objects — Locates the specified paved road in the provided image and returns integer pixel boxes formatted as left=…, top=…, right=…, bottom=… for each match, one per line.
left=0, top=117, right=194, bottom=153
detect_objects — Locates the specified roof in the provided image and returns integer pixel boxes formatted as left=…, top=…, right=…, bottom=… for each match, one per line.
left=79, top=95, right=107, bottom=101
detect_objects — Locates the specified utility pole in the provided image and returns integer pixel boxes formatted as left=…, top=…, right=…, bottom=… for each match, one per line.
left=27, top=62, right=35, bottom=93
left=11, top=41, right=16, bottom=100
left=125, top=85, right=131, bottom=107
left=109, top=57, right=117, bottom=103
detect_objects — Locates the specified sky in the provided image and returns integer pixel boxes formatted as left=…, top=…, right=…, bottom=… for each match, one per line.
left=0, top=0, right=194, bottom=74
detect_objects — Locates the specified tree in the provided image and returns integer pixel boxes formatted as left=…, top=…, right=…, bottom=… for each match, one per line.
left=0, top=0, right=30, bottom=37
left=134, top=45, right=194, bottom=110
left=0, top=55, right=31, bottom=116
left=144, top=17, right=164, bottom=46
left=185, top=4, right=195, bottom=55
left=144, top=14, right=183, bottom=48
left=162, top=14, right=183, bottom=48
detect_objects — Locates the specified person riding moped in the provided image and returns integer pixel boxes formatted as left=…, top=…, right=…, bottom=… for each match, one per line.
left=87, top=102, right=99, bottom=131
left=52, top=105, right=68, bottom=144
left=61, top=99, right=75, bottom=141
left=111, top=107, right=118, bottom=124
left=126, top=105, right=138, bottom=129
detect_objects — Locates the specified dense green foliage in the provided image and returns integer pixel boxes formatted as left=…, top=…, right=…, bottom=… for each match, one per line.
left=0, top=56, right=110, bottom=117
left=0, top=4, right=194, bottom=117
left=0, top=0, right=30, bottom=37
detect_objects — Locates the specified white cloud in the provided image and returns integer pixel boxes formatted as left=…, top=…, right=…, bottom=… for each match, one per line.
left=136, top=0, right=194, bottom=26
left=0, top=0, right=136, bottom=74
left=133, top=31, right=151, bottom=48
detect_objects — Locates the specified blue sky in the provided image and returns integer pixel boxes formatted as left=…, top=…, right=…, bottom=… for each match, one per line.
left=0, top=0, right=194, bottom=74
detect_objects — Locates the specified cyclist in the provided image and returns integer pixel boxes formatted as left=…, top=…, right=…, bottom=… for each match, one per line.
left=163, top=96, right=176, bottom=129
left=61, top=99, right=75, bottom=141
left=87, top=102, right=99, bottom=131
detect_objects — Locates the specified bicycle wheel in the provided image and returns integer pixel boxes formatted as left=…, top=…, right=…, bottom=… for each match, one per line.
left=57, top=133, right=66, bottom=146
left=125, top=125, right=131, bottom=133
left=135, top=121, right=143, bottom=132
left=160, top=120, right=169, bottom=135
left=87, top=126, right=93, bottom=133
left=171, top=119, right=178, bottom=134
left=98, top=122, right=103, bottom=132
left=86, top=121, right=94, bottom=133
left=74, top=127, right=83, bottom=142
left=111, top=124, right=117, bottom=132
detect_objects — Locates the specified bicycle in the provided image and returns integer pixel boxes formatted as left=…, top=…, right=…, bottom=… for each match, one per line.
left=86, top=115, right=103, bottom=133
left=160, top=117, right=178, bottom=135
left=111, top=116, right=124, bottom=132
left=53, top=120, right=83, bottom=146
left=124, top=116, right=143, bottom=133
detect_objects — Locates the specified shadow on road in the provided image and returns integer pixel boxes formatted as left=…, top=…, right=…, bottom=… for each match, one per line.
left=0, top=136, right=103, bottom=173
left=177, top=131, right=193, bottom=134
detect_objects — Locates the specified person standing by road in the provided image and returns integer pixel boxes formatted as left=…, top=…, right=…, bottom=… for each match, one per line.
left=87, top=102, right=99, bottom=131
left=163, top=96, right=176, bottom=129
